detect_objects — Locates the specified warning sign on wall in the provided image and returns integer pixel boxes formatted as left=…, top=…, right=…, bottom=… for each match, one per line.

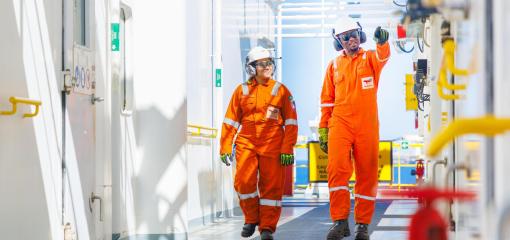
left=308, top=141, right=393, bottom=183
left=309, top=141, right=328, bottom=182
left=73, top=45, right=95, bottom=95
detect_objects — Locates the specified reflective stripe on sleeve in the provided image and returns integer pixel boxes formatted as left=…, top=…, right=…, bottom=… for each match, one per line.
left=354, top=194, right=376, bottom=201
left=271, top=82, right=282, bottom=96
left=223, top=118, right=240, bottom=129
left=285, top=119, right=298, bottom=126
left=260, top=199, right=282, bottom=207
left=329, top=186, right=349, bottom=192
left=375, top=50, right=389, bottom=62
left=242, top=83, right=249, bottom=95
left=238, top=191, right=259, bottom=200
left=320, top=103, right=335, bottom=107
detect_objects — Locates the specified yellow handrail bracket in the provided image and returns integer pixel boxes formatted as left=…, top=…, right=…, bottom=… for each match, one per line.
left=427, top=116, right=510, bottom=157
left=0, top=97, right=42, bottom=118
left=187, top=124, right=218, bottom=138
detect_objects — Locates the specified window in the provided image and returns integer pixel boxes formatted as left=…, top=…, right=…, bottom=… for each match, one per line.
left=74, top=0, right=87, bottom=46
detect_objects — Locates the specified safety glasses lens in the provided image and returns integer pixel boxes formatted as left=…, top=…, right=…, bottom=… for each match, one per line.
left=255, top=61, right=274, bottom=68
left=339, top=31, right=359, bottom=41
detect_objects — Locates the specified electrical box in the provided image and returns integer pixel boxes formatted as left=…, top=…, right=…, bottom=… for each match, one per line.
left=406, top=74, right=418, bottom=111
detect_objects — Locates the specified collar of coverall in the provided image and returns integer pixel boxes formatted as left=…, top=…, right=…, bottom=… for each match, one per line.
left=341, top=47, right=365, bottom=58
left=252, top=77, right=272, bottom=86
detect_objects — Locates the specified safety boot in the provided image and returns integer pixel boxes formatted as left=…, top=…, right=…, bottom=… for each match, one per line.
left=354, top=223, right=369, bottom=240
left=241, top=223, right=257, bottom=238
left=327, top=219, right=351, bottom=240
left=260, top=230, right=274, bottom=240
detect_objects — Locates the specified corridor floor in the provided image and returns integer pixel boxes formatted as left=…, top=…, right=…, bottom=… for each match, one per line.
left=189, top=196, right=417, bottom=239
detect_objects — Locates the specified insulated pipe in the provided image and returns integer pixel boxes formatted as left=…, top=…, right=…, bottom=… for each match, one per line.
left=427, top=116, right=510, bottom=157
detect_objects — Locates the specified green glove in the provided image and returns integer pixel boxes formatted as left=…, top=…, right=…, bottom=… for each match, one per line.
left=374, top=26, right=389, bottom=45
left=220, top=153, right=232, bottom=166
left=280, top=153, right=294, bottom=166
left=318, top=128, right=329, bottom=154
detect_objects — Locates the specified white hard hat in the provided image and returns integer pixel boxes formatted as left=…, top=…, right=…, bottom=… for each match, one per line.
left=245, top=46, right=274, bottom=76
left=246, top=46, right=272, bottom=65
left=332, top=17, right=361, bottom=35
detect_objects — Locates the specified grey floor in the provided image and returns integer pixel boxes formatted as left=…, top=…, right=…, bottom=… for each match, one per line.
left=189, top=197, right=417, bottom=240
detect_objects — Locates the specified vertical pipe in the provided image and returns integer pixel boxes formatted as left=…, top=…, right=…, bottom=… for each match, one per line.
left=61, top=0, right=66, bottom=227
left=277, top=5, right=282, bottom=82
left=484, top=0, right=495, bottom=206
left=480, top=0, right=495, bottom=238
left=320, top=0, right=325, bottom=74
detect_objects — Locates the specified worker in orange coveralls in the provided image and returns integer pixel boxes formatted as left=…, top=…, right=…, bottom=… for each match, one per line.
left=319, top=17, right=390, bottom=240
left=219, top=46, right=298, bottom=240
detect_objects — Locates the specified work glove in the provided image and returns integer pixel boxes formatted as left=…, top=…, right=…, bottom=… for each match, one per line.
left=318, top=128, right=329, bottom=154
left=220, top=153, right=233, bottom=166
left=280, top=153, right=294, bottom=166
left=374, top=26, right=389, bottom=45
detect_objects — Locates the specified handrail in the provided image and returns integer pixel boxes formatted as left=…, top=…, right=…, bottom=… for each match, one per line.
left=393, top=143, right=424, bottom=148
left=427, top=116, right=510, bottom=157
left=0, top=97, right=42, bottom=118
left=187, top=124, right=218, bottom=138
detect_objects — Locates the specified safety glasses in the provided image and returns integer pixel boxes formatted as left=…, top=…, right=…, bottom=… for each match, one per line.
left=254, top=60, right=274, bottom=68
left=338, top=30, right=360, bottom=42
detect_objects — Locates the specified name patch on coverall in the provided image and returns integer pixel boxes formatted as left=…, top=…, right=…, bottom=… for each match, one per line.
left=266, top=106, right=280, bottom=120
left=361, top=76, right=374, bottom=89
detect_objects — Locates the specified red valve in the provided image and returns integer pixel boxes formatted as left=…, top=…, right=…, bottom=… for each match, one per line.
left=382, top=188, right=476, bottom=240
left=415, top=159, right=425, bottom=178
left=397, top=24, right=407, bottom=39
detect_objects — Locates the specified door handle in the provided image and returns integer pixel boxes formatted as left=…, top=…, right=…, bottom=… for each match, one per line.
left=91, top=94, right=104, bottom=105
left=89, top=192, right=103, bottom=221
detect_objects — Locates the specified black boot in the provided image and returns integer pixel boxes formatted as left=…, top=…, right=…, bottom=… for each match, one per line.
left=327, top=219, right=351, bottom=240
left=260, top=230, right=274, bottom=240
left=354, top=223, right=369, bottom=240
left=241, top=223, right=257, bottom=238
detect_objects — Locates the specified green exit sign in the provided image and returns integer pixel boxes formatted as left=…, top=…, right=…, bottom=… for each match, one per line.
left=215, top=69, right=222, bottom=87
left=111, top=23, right=120, bottom=51
left=402, top=141, right=409, bottom=150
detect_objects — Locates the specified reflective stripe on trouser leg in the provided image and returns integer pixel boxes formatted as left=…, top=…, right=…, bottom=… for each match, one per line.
left=258, top=152, right=284, bottom=233
left=234, top=146, right=260, bottom=224
left=353, top=131, right=379, bottom=224
left=327, top=120, right=355, bottom=221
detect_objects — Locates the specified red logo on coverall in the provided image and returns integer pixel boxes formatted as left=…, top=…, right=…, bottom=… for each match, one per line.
left=362, top=76, right=374, bottom=89
left=266, top=106, right=280, bottom=120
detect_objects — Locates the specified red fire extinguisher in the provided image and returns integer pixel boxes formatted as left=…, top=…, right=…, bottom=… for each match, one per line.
left=382, top=188, right=476, bottom=240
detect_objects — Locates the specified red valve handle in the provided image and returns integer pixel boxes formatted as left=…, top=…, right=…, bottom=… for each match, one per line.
left=408, top=207, right=448, bottom=240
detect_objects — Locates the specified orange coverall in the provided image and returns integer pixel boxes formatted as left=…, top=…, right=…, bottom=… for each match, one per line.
left=320, top=42, right=390, bottom=224
left=220, top=79, right=298, bottom=233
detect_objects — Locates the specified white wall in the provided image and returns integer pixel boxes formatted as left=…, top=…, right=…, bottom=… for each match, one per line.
left=111, top=0, right=188, bottom=238
left=185, top=0, right=276, bottom=230
left=0, top=0, right=62, bottom=239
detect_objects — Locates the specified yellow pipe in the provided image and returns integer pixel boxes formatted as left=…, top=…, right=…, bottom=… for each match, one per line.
left=437, top=77, right=462, bottom=100
left=443, top=40, right=470, bottom=76
left=439, top=68, right=466, bottom=90
left=0, top=97, right=42, bottom=117
left=427, top=116, right=510, bottom=157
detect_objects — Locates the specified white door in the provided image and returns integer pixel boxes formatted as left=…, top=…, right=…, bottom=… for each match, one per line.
left=62, top=0, right=104, bottom=238
left=111, top=4, right=135, bottom=237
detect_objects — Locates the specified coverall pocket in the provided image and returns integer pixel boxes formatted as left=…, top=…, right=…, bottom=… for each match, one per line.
left=358, top=67, right=375, bottom=95
left=265, top=105, right=281, bottom=121
left=240, top=96, right=256, bottom=112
